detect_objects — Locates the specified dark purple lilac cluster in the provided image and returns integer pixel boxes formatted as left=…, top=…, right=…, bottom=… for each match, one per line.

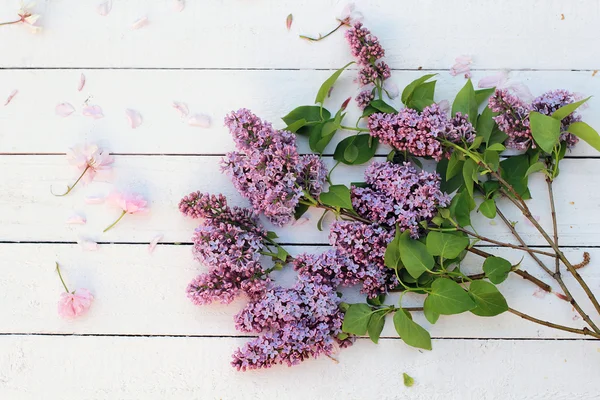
left=345, top=22, right=390, bottom=109
left=179, top=191, right=270, bottom=305
left=232, top=271, right=352, bottom=371
left=352, top=161, right=451, bottom=237
left=221, top=109, right=328, bottom=226
left=368, top=103, right=476, bottom=160
left=489, top=89, right=581, bottom=151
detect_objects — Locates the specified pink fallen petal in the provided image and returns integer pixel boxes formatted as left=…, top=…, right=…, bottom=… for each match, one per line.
left=66, top=214, right=87, bottom=225
left=4, top=90, right=18, bottom=106
left=97, top=0, right=112, bottom=16
left=286, top=14, right=293, bottom=31
left=533, top=288, right=546, bottom=299
left=384, top=81, right=399, bottom=99
left=450, top=55, right=472, bottom=77
left=455, top=55, right=472, bottom=64
left=125, top=109, right=143, bottom=129
left=78, top=73, right=86, bottom=91
left=507, top=83, right=534, bottom=103
left=438, top=99, right=450, bottom=113
left=84, top=195, right=106, bottom=204
left=172, top=101, right=189, bottom=117
left=148, top=234, right=163, bottom=253
left=82, top=105, right=104, bottom=119
left=188, top=114, right=211, bottom=128
left=78, top=238, right=99, bottom=251
left=56, top=103, right=75, bottom=117
left=132, top=17, right=149, bottom=30
left=478, top=71, right=509, bottom=89
left=173, top=0, right=185, bottom=12
left=58, top=288, right=94, bottom=319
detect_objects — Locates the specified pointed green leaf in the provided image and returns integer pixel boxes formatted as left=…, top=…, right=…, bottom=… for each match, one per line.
left=401, top=74, right=437, bottom=104
left=486, top=143, right=505, bottom=152
left=476, top=107, right=498, bottom=144
left=342, top=304, right=372, bottom=335
left=468, top=280, right=509, bottom=317
left=452, top=79, right=478, bottom=126
left=370, top=99, right=397, bottom=113
left=479, top=198, right=497, bottom=219
left=367, top=310, right=388, bottom=344
left=384, top=231, right=402, bottom=270
left=398, top=230, right=434, bottom=279
left=530, top=111, right=561, bottom=153
left=423, top=297, right=440, bottom=324
left=403, top=373, right=415, bottom=387
left=446, top=151, right=463, bottom=180
left=482, top=256, right=512, bottom=284
left=462, top=158, right=477, bottom=198
left=426, top=231, right=470, bottom=259
left=334, top=135, right=378, bottom=165
left=409, top=81, right=436, bottom=111
left=282, top=106, right=331, bottom=136
left=567, top=121, right=600, bottom=152
left=315, top=62, right=354, bottom=105
left=393, top=309, right=432, bottom=350
left=319, top=185, right=353, bottom=210
left=525, top=161, right=547, bottom=177
left=426, top=278, right=476, bottom=315
left=552, top=96, right=591, bottom=121
left=475, top=87, right=496, bottom=106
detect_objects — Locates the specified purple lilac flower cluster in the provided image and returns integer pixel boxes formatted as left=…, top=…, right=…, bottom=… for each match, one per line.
left=232, top=272, right=352, bottom=371
left=345, top=23, right=390, bottom=109
left=368, top=103, right=476, bottom=160
left=352, top=161, right=451, bottom=237
left=221, top=109, right=328, bottom=226
left=489, top=89, right=581, bottom=150
left=179, top=191, right=270, bottom=305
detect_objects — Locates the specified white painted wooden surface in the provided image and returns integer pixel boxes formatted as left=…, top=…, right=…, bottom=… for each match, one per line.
left=1, top=0, right=600, bottom=398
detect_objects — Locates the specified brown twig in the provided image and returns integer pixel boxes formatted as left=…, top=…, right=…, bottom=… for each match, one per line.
left=546, top=176, right=560, bottom=275
left=454, top=226, right=555, bottom=257
left=508, top=307, right=600, bottom=339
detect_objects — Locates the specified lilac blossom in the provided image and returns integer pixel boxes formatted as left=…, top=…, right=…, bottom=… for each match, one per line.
left=356, top=90, right=375, bottom=110
left=532, top=90, right=581, bottom=147
left=221, top=109, right=327, bottom=226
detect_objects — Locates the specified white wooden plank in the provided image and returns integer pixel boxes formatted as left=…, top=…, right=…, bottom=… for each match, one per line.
left=0, top=335, right=598, bottom=400
left=0, top=155, right=597, bottom=246
left=1, top=0, right=599, bottom=70
left=1, top=69, right=599, bottom=156
left=1, top=243, right=598, bottom=339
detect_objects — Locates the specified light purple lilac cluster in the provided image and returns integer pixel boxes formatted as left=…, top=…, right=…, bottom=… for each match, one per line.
left=489, top=89, right=581, bottom=150
left=345, top=22, right=390, bottom=109
left=221, top=109, right=328, bottom=226
left=368, top=103, right=476, bottom=160
left=232, top=272, right=352, bottom=371
left=179, top=191, right=270, bottom=305
left=352, top=161, right=451, bottom=237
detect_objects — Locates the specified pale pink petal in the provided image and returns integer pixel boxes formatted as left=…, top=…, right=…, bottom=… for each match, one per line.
left=172, top=101, right=189, bottom=117
left=125, top=109, right=143, bottom=129
left=55, top=103, right=75, bottom=117
left=438, top=99, right=450, bottom=113
left=4, top=90, right=18, bottom=106
left=533, top=288, right=547, bottom=299
left=97, top=0, right=112, bottom=16
left=188, top=114, right=211, bottom=128
left=132, top=17, right=149, bottom=30
left=58, top=289, right=93, bottom=319
left=450, top=63, right=471, bottom=77
left=84, top=195, right=106, bottom=204
left=82, top=105, right=104, bottom=119
left=78, top=73, right=86, bottom=91
left=507, top=83, right=534, bottom=103
left=173, top=0, right=185, bottom=12
left=455, top=55, right=472, bottom=64
left=340, top=3, right=355, bottom=18
left=78, top=238, right=99, bottom=251
left=286, top=14, right=293, bottom=31
left=478, top=71, right=509, bottom=89
left=383, top=81, right=399, bottom=99
left=66, top=214, right=87, bottom=225
left=148, top=234, right=163, bottom=253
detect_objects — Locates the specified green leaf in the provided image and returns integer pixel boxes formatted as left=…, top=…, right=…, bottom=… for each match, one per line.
left=488, top=126, right=509, bottom=146
left=567, top=121, right=600, bottom=152
left=370, top=99, right=397, bottom=113
left=438, top=158, right=464, bottom=194
left=285, top=118, right=307, bottom=133
left=462, top=158, right=477, bottom=198
left=486, top=143, right=505, bottom=152
left=398, top=230, right=434, bottom=279
left=552, top=96, right=591, bottom=121
left=500, top=155, right=532, bottom=200
left=367, top=294, right=386, bottom=306
left=446, top=151, right=463, bottom=180
left=468, top=281, right=509, bottom=317
left=315, top=61, right=354, bottom=105
left=401, top=74, right=437, bottom=105
left=309, top=118, right=340, bottom=153
left=367, top=310, right=388, bottom=344
left=316, top=209, right=328, bottom=231
left=282, top=106, right=331, bottom=135
left=276, top=246, right=289, bottom=262
left=475, top=88, right=496, bottom=106
left=344, top=144, right=359, bottom=162
left=484, top=149, right=500, bottom=172
left=361, top=105, right=379, bottom=118
left=452, top=79, right=478, bottom=126
left=342, top=304, right=372, bottom=335
left=423, top=298, right=440, bottom=324
left=426, top=278, right=476, bottom=315
left=476, top=107, right=498, bottom=144
left=525, top=161, right=546, bottom=177
left=530, top=111, right=561, bottom=153
left=470, top=136, right=484, bottom=150
left=408, top=81, right=436, bottom=111
left=479, top=198, right=497, bottom=219
left=452, top=189, right=474, bottom=227
left=482, top=256, right=512, bottom=284
left=384, top=231, right=402, bottom=270
left=293, top=203, right=309, bottom=220
left=266, top=231, right=278, bottom=240
left=403, top=373, right=415, bottom=387
left=426, top=231, right=470, bottom=259
left=334, top=135, right=378, bottom=165
left=393, top=309, right=432, bottom=350
left=320, top=184, right=353, bottom=210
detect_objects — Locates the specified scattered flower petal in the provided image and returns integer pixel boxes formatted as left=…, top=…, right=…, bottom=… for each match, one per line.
left=173, top=0, right=185, bottom=12
left=55, top=103, right=75, bottom=117
left=478, top=71, right=509, bottom=89
left=188, top=114, right=211, bottom=128
left=173, top=101, right=189, bottom=117
left=533, top=288, right=546, bottom=298
left=85, top=195, right=106, bottom=204
left=132, top=16, right=149, bottom=30
left=148, top=234, right=163, bottom=253
left=78, top=73, right=86, bottom=91
left=78, top=238, right=99, bottom=251
left=82, top=105, right=104, bottom=119
left=97, top=0, right=112, bottom=16
left=108, top=191, right=149, bottom=214
left=383, top=80, right=399, bottom=99
left=125, top=108, right=143, bottom=129
left=66, top=214, right=87, bottom=225
left=506, top=82, right=534, bottom=103
left=58, top=289, right=94, bottom=319
left=4, top=90, right=18, bottom=106
left=339, top=3, right=363, bottom=25
left=450, top=55, right=472, bottom=77
left=286, top=14, right=293, bottom=31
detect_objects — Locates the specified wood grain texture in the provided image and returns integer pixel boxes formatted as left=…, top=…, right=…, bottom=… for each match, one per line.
left=1, top=0, right=598, bottom=69
left=1, top=69, right=599, bottom=156
left=0, top=243, right=597, bottom=339
left=1, top=336, right=599, bottom=400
